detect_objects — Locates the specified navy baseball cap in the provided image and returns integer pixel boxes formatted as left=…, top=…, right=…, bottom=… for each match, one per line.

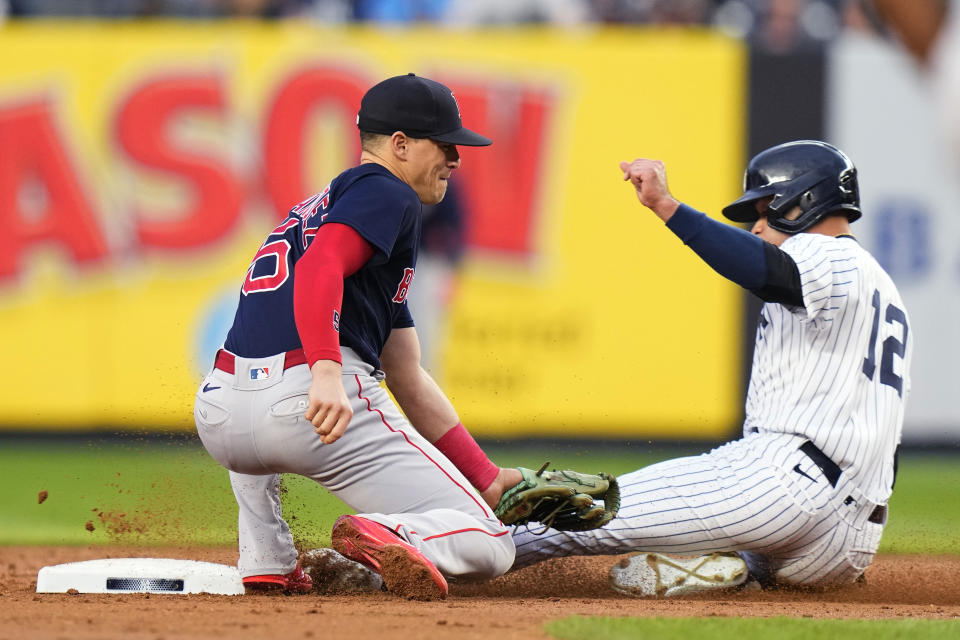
left=357, top=73, right=492, bottom=147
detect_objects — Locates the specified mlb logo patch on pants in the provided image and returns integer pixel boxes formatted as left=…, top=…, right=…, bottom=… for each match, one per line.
left=232, top=353, right=285, bottom=390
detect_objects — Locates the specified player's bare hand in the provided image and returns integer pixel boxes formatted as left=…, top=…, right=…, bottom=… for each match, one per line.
left=305, top=360, right=353, bottom=445
left=619, top=159, right=680, bottom=221
left=480, top=467, right=524, bottom=510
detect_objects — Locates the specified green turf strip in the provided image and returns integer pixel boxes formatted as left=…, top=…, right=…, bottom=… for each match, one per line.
left=1, top=436, right=958, bottom=554
left=0, top=436, right=359, bottom=547
left=545, top=616, right=960, bottom=640
left=1, top=437, right=239, bottom=546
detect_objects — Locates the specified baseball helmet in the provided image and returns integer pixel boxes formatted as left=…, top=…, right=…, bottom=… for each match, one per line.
left=722, top=140, right=862, bottom=234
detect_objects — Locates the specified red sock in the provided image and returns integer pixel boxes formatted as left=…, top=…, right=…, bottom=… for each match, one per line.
left=433, top=423, right=499, bottom=492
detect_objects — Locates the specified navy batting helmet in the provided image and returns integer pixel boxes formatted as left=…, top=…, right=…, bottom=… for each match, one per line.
left=722, top=140, right=862, bottom=234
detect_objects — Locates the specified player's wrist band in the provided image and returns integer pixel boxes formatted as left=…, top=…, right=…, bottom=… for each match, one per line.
left=433, top=422, right=500, bottom=492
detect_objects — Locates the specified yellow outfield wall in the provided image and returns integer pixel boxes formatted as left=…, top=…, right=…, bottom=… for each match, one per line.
left=0, top=22, right=745, bottom=437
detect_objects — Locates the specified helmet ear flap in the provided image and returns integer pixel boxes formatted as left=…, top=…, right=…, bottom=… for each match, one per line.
left=839, top=167, right=858, bottom=199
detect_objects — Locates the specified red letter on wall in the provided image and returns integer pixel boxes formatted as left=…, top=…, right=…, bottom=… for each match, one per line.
left=116, top=74, right=242, bottom=249
left=0, top=99, right=108, bottom=279
left=441, top=81, right=554, bottom=256
left=263, top=67, right=366, bottom=216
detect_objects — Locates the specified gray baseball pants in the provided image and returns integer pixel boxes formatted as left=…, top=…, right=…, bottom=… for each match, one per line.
left=194, top=347, right=514, bottom=580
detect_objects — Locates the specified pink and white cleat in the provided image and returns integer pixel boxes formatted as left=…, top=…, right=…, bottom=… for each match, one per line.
left=242, top=565, right=313, bottom=594
left=331, top=514, right=448, bottom=600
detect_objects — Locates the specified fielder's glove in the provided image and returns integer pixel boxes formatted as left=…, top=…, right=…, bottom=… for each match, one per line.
left=494, top=462, right=620, bottom=532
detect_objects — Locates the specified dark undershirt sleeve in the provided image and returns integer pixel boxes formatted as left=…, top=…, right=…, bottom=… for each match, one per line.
left=664, top=204, right=803, bottom=306
left=753, top=242, right=804, bottom=307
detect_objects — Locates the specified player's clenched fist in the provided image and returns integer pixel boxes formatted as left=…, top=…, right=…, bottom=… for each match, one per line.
left=619, top=158, right=680, bottom=222
left=305, top=360, right=353, bottom=444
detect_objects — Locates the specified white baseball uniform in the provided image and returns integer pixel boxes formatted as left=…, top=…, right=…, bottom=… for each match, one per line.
left=513, top=232, right=912, bottom=587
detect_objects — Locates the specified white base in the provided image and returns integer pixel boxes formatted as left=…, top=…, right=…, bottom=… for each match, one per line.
left=36, top=558, right=244, bottom=595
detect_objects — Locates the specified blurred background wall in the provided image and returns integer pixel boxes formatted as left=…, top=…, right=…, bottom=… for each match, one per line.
left=0, top=0, right=955, bottom=445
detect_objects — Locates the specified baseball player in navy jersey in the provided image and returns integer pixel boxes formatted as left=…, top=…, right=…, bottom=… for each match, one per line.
left=511, top=141, right=913, bottom=596
left=194, top=73, right=524, bottom=600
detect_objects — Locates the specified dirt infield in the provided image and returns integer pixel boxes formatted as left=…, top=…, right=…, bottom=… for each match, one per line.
left=2, top=546, right=958, bottom=640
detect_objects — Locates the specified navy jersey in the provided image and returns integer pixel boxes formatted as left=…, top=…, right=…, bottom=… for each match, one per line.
left=224, top=163, right=421, bottom=368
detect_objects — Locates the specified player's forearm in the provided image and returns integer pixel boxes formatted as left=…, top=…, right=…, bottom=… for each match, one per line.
left=388, top=367, right=461, bottom=442
left=381, top=327, right=502, bottom=495
left=666, top=205, right=804, bottom=305
left=650, top=195, right=681, bottom=222
left=389, top=368, right=503, bottom=496
left=666, top=204, right=767, bottom=288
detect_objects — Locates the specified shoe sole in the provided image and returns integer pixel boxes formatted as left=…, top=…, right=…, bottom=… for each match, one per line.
left=331, top=517, right=448, bottom=601
left=243, top=579, right=286, bottom=593
left=242, top=575, right=312, bottom=594
left=609, top=552, right=748, bottom=598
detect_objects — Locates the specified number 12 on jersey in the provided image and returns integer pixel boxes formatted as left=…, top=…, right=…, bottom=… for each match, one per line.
left=862, top=288, right=909, bottom=396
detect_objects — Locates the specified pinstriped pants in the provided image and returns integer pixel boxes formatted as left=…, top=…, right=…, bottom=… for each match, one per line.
left=195, top=348, right=514, bottom=579
left=512, top=432, right=885, bottom=587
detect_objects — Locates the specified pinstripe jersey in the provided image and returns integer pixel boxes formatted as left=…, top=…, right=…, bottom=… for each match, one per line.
left=743, top=233, right=912, bottom=505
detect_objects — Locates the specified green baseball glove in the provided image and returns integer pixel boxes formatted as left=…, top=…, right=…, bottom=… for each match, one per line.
left=494, top=462, right=620, bottom=532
